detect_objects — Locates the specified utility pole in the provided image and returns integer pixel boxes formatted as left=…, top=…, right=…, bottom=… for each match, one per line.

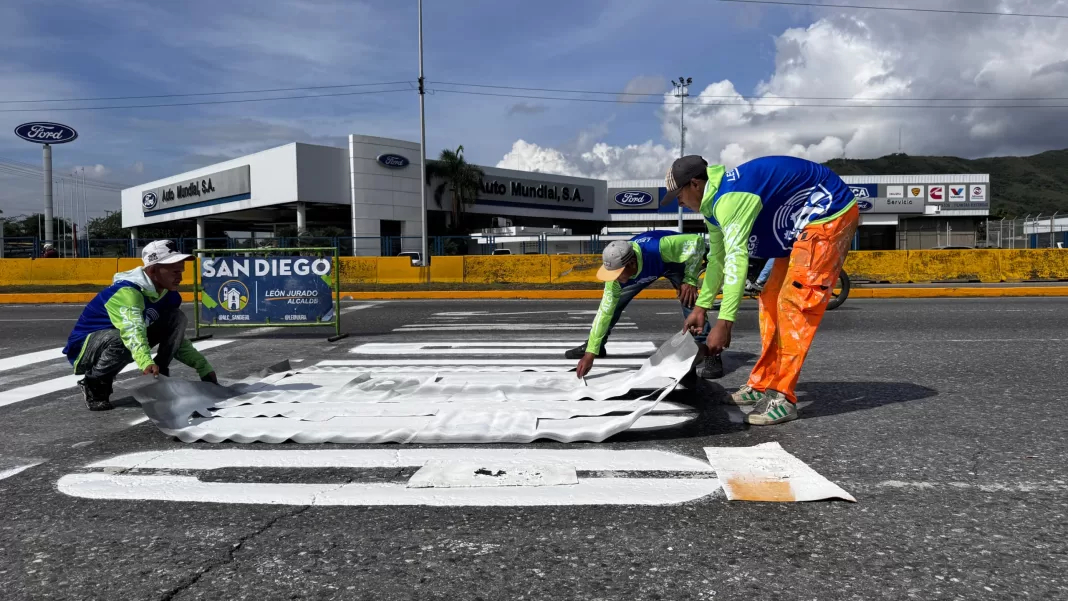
left=418, top=0, right=429, bottom=276
left=672, top=77, right=692, bottom=233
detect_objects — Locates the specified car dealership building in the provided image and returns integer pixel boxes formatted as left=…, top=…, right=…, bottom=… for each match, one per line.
left=121, top=134, right=991, bottom=254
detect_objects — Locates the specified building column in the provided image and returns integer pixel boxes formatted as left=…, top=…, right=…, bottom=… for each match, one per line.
left=196, top=218, right=206, bottom=250
left=296, top=202, right=307, bottom=234
left=130, top=226, right=138, bottom=241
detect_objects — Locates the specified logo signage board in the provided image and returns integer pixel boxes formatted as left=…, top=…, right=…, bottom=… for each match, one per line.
left=849, top=184, right=878, bottom=199
left=970, top=185, right=987, bottom=202
left=377, top=154, right=410, bottom=169
left=907, top=185, right=926, bottom=200
left=472, top=171, right=595, bottom=213
left=14, top=122, right=78, bottom=144
left=142, top=165, right=251, bottom=213
left=949, top=186, right=967, bottom=202
left=886, top=185, right=904, bottom=199
left=200, top=256, right=335, bottom=325
left=929, top=185, right=945, bottom=203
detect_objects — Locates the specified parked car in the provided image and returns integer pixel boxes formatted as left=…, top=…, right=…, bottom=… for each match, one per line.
left=397, top=251, right=421, bottom=265
left=930, top=245, right=974, bottom=250
left=491, top=249, right=512, bottom=255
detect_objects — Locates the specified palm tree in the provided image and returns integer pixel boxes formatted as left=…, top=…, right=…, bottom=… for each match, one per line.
left=425, top=145, right=485, bottom=231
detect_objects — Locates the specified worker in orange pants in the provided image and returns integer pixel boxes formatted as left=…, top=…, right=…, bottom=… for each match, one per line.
left=664, top=154, right=860, bottom=425
left=745, top=204, right=859, bottom=407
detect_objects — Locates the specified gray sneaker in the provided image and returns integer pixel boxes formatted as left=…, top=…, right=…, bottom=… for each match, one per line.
left=695, top=353, right=724, bottom=379
left=746, top=391, right=798, bottom=426
left=727, top=385, right=766, bottom=406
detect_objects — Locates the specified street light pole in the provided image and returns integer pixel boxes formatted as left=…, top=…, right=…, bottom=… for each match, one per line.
left=672, top=77, right=692, bottom=233
left=418, top=0, right=429, bottom=276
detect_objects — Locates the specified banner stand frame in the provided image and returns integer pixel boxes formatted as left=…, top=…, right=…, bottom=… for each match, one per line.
left=192, top=247, right=349, bottom=342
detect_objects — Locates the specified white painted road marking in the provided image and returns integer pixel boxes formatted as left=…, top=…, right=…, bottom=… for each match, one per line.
left=394, top=324, right=637, bottom=332
left=0, top=348, right=65, bottom=372
left=0, top=462, right=43, bottom=481
left=316, top=358, right=648, bottom=367
left=60, top=449, right=720, bottom=506
left=341, top=302, right=384, bottom=314
left=0, top=340, right=236, bottom=408
left=349, top=341, right=655, bottom=356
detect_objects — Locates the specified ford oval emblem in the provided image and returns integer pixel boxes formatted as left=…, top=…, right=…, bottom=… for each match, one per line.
left=14, top=122, right=78, bottom=145
left=377, top=154, right=409, bottom=168
left=614, top=190, right=653, bottom=207
left=142, top=191, right=159, bottom=210
left=857, top=200, right=873, bottom=212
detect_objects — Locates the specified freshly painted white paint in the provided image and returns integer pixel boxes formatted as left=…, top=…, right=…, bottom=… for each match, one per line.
left=349, top=341, right=655, bottom=355
left=315, top=359, right=647, bottom=367
left=433, top=310, right=598, bottom=317
left=0, top=340, right=235, bottom=408
left=704, top=442, right=856, bottom=503
left=128, top=416, right=150, bottom=426
left=88, top=448, right=715, bottom=472
left=0, top=462, right=42, bottom=481
left=58, top=473, right=722, bottom=506
left=62, top=448, right=720, bottom=506
left=0, top=348, right=65, bottom=373
left=211, top=400, right=693, bottom=420
left=393, top=324, right=636, bottom=332
left=341, top=302, right=383, bottom=314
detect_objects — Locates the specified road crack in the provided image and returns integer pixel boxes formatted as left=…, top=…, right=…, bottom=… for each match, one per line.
left=158, top=504, right=310, bottom=601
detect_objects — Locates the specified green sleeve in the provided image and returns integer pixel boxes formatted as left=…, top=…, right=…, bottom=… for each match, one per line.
left=176, top=340, right=214, bottom=378
left=696, top=224, right=725, bottom=310
left=585, top=281, right=621, bottom=355
left=710, top=191, right=763, bottom=322
left=104, top=287, right=154, bottom=371
left=659, top=234, right=707, bottom=287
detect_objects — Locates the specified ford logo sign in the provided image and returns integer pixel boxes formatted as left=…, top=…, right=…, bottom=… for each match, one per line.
left=857, top=200, right=873, bottom=212
left=614, top=190, right=653, bottom=207
left=377, top=154, right=409, bottom=169
left=142, top=191, right=158, bottom=210
left=14, top=122, right=78, bottom=144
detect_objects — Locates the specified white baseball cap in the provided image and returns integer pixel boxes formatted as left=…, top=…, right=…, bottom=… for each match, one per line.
left=142, top=240, right=193, bottom=267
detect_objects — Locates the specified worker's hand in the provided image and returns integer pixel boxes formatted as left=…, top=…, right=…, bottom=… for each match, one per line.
left=678, top=283, right=698, bottom=308
left=705, top=320, right=733, bottom=356
left=201, top=372, right=219, bottom=385
left=576, top=353, right=596, bottom=379
left=143, top=364, right=160, bottom=378
left=683, top=306, right=707, bottom=335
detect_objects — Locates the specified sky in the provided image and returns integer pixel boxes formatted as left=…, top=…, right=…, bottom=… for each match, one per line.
left=1, top=0, right=1067, bottom=228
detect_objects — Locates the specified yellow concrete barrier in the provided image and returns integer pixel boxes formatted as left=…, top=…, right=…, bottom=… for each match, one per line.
left=997, top=249, right=1068, bottom=282
left=907, top=250, right=1002, bottom=283
left=550, top=254, right=602, bottom=283
left=464, top=255, right=551, bottom=284
left=430, top=256, right=464, bottom=283
left=377, top=256, right=425, bottom=284
left=30, top=258, right=119, bottom=286
left=843, top=251, right=910, bottom=283
left=0, top=259, right=36, bottom=286
left=338, top=257, right=378, bottom=284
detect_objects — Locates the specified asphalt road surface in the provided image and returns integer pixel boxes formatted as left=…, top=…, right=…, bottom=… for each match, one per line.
left=0, top=297, right=1065, bottom=600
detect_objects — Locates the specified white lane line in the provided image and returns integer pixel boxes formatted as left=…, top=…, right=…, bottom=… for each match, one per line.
left=869, top=480, right=1068, bottom=493
left=0, top=462, right=43, bottom=481
left=316, top=358, right=647, bottom=367
left=128, top=416, right=150, bottom=426
left=342, top=302, right=384, bottom=314
left=89, top=448, right=715, bottom=471
left=433, top=310, right=597, bottom=317
left=349, top=342, right=655, bottom=355
left=0, top=340, right=235, bottom=408
left=0, top=348, right=65, bottom=373
left=394, top=325, right=637, bottom=332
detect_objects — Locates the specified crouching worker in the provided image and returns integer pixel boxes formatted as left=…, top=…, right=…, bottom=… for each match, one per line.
left=62, top=240, right=218, bottom=411
left=570, top=230, right=719, bottom=380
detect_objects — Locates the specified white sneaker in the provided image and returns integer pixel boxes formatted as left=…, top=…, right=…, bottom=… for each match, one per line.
left=745, top=391, right=798, bottom=426
left=728, top=385, right=766, bottom=406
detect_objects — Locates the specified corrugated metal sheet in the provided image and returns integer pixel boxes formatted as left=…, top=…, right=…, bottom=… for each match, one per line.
left=608, top=212, right=703, bottom=222
left=608, top=180, right=663, bottom=188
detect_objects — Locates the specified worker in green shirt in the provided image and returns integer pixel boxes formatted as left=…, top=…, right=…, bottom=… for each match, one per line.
left=569, top=230, right=720, bottom=380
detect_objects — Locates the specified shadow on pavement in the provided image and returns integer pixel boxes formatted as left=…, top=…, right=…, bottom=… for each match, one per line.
left=793, top=381, right=938, bottom=420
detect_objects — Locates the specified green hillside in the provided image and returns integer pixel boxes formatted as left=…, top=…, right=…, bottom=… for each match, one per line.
left=824, top=149, right=1068, bottom=218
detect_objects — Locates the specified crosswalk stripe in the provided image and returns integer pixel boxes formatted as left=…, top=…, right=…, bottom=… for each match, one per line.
left=349, top=342, right=656, bottom=356
left=0, top=348, right=65, bottom=373
left=0, top=339, right=236, bottom=409
left=394, top=324, right=637, bottom=332
left=316, top=358, right=648, bottom=367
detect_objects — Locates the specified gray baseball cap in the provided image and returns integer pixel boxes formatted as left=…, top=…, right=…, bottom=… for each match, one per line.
left=661, top=155, right=709, bottom=206
left=597, top=241, right=636, bottom=282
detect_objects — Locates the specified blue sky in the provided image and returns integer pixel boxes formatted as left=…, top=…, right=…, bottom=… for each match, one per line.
left=2, top=0, right=1066, bottom=222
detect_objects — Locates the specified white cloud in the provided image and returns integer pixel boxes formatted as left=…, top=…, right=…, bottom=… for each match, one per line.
left=497, top=2, right=1068, bottom=179
left=132, top=161, right=144, bottom=174
left=621, top=75, right=666, bottom=102
left=73, top=164, right=111, bottom=177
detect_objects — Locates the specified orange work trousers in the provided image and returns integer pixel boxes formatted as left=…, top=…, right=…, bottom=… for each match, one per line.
left=747, top=204, right=859, bottom=403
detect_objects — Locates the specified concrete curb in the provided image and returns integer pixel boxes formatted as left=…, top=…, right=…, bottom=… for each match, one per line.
left=3, top=286, right=1068, bottom=304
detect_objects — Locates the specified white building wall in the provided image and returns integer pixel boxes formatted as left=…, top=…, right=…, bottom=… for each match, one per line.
left=121, top=143, right=300, bottom=228
left=349, top=135, right=423, bottom=255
